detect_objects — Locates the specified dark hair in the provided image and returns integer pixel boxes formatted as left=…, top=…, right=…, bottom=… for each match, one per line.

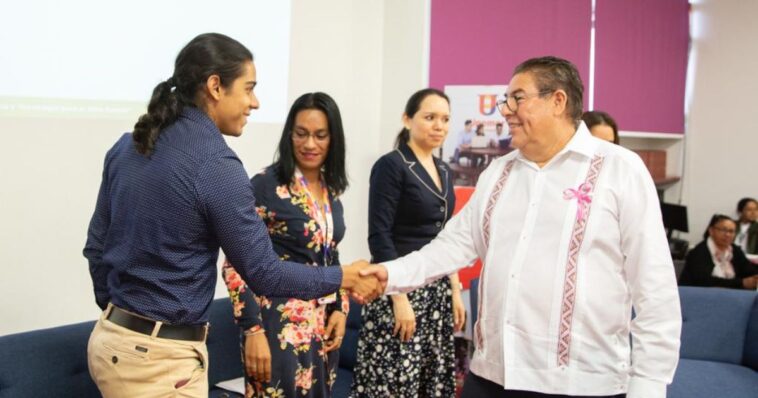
left=464, top=119, right=473, bottom=125
left=394, top=88, right=450, bottom=148
left=274, top=92, right=348, bottom=195
left=132, top=33, right=253, bottom=156
left=475, top=124, right=485, bottom=135
left=737, top=197, right=758, bottom=213
left=582, top=110, right=619, bottom=144
left=703, top=214, right=736, bottom=240
left=513, top=56, right=584, bottom=124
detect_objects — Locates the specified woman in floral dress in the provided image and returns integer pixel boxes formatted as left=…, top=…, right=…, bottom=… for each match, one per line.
left=223, top=92, right=349, bottom=398
left=351, top=89, right=466, bottom=397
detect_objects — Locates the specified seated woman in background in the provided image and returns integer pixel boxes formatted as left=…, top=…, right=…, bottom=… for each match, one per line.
left=679, top=214, right=758, bottom=289
left=222, top=92, right=349, bottom=397
left=582, top=110, right=619, bottom=144
left=735, top=197, right=758, bottom=261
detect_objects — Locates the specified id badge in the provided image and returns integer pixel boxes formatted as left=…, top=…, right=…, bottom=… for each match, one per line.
left=317, top=292, right=337, bottom=305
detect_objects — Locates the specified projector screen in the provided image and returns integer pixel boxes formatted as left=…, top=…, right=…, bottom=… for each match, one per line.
left=0, top=0, right=292, bottom=123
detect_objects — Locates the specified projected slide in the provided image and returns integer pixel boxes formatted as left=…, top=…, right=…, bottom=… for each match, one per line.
left=0, top=0, right=291, bottom=122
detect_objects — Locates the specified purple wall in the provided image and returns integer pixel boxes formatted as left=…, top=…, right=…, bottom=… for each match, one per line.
left=430, top=0, right=592, bottom=109
left=594, top=0, right=689, bottom=133
left=430, top=0, right=690, bottom=134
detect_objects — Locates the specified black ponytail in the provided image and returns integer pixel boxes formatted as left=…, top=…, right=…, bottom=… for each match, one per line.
left=132, top=33, right=253, bottom=156
left=394, top=128, right=410, bottom=148
left=133, top=78, right=181, bottom=155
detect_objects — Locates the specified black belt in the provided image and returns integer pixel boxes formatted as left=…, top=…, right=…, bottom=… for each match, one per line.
left=106, top=306, right=207, bottom=342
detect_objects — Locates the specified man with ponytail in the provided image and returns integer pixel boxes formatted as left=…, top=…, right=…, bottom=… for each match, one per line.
left=83, top=33, right=382, bottom=397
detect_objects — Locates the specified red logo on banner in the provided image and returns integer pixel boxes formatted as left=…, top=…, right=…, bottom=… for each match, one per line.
left=479, top=94, right=497, bottom=116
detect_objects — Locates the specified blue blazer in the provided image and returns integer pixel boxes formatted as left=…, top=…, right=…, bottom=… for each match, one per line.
left=368, top=142, right=456, bottom=263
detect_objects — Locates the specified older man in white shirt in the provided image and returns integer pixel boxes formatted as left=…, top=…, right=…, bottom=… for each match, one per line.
left=362, top=56, right=681, bottom=398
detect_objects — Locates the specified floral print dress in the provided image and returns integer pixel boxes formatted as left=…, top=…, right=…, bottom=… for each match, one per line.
left=223, top=166, right=348, bottom=398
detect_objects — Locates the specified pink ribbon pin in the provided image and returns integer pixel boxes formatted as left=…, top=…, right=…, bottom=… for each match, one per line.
left=563, top=182, right=593, bottom=220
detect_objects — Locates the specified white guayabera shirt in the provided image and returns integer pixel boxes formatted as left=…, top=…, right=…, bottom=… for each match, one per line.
left=384, top=123, right=681, bottom=398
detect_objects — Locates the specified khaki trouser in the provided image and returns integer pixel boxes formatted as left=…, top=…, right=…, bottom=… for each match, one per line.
left=87, top=304, right=209, bottom=398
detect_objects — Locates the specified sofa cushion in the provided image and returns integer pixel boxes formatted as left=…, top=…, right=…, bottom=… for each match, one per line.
left=332, top=367, right=354, bottom=398
left=0, top=320, right=100, bottom=398
left=668, top=358, right=758, bottom=398
left=0, top=298, right=270, bottom=398
left=206, top=298, right=244, bottom=386
left=339, top=301, right=362, bottom=371
left=743, top=293, right=758, bottom=371
left=679, top=286, right=755, bottom=365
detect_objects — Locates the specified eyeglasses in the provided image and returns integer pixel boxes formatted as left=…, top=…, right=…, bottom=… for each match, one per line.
left=292, top=129, right=330, bottom=142
left=712, top=227, right=736, bottom=235
left=496, top=89, right=555, bottom=113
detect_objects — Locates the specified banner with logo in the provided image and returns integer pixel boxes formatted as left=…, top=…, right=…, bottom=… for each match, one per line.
left=443, top=85, right=509, bottom=185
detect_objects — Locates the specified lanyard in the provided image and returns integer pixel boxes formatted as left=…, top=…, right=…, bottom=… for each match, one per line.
left=295, top=168, right=334, bottom=266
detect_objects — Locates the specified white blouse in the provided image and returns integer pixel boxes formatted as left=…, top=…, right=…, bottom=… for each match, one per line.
left=707, top=237, right=735, bottom=279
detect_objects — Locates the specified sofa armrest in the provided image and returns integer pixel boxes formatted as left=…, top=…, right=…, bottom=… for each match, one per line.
left=0, top=321, right=100, bottom=398
left=742, top=292, right=758, bottom=371
left=206, top=298, right=245, bottom=386
left=679, top=286, right=755, bottom=365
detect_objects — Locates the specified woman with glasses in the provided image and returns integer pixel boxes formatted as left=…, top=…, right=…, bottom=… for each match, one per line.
left=679, top=214, right=758, bottom=289
left=222, top=92, right=350, bottom=397
left=351, top=88, right=466, bottom=398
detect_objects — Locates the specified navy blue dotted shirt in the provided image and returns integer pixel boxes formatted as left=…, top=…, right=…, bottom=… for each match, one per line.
left=83, top=107, right=343, bottom=325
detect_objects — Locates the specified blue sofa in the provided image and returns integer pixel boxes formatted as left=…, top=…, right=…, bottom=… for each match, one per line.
left=668, top=286, right=758, bottom=398
left=0, top=299, right=243, bottom=398
left=467, top=280, right=758, bottom=397
left=2, top=288, right=755, bottom=397
left=0, top=298, right=360, bottom=398
left=332, top=300, right=362, bottom=397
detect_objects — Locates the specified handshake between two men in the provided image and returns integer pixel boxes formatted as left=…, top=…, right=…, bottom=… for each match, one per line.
left=340, top=260, right=391, bottom=304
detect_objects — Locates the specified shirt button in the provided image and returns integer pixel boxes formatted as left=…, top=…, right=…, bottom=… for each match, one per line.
left=439, top=206, right=445, bottom=212
left=435, top=221, right=442, bottom=227
left=510, top=274, right=516, bottom=279
left=112, top=356, right=118, bottom=364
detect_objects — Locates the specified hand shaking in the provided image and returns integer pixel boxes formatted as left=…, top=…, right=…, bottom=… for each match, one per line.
left=341, top=260, right=388, bottom=304
left=359, top=263, right=388, bottom=282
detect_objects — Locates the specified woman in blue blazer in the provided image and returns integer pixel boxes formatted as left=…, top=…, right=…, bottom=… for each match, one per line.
left=351, top=88, right=466, bottom=397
